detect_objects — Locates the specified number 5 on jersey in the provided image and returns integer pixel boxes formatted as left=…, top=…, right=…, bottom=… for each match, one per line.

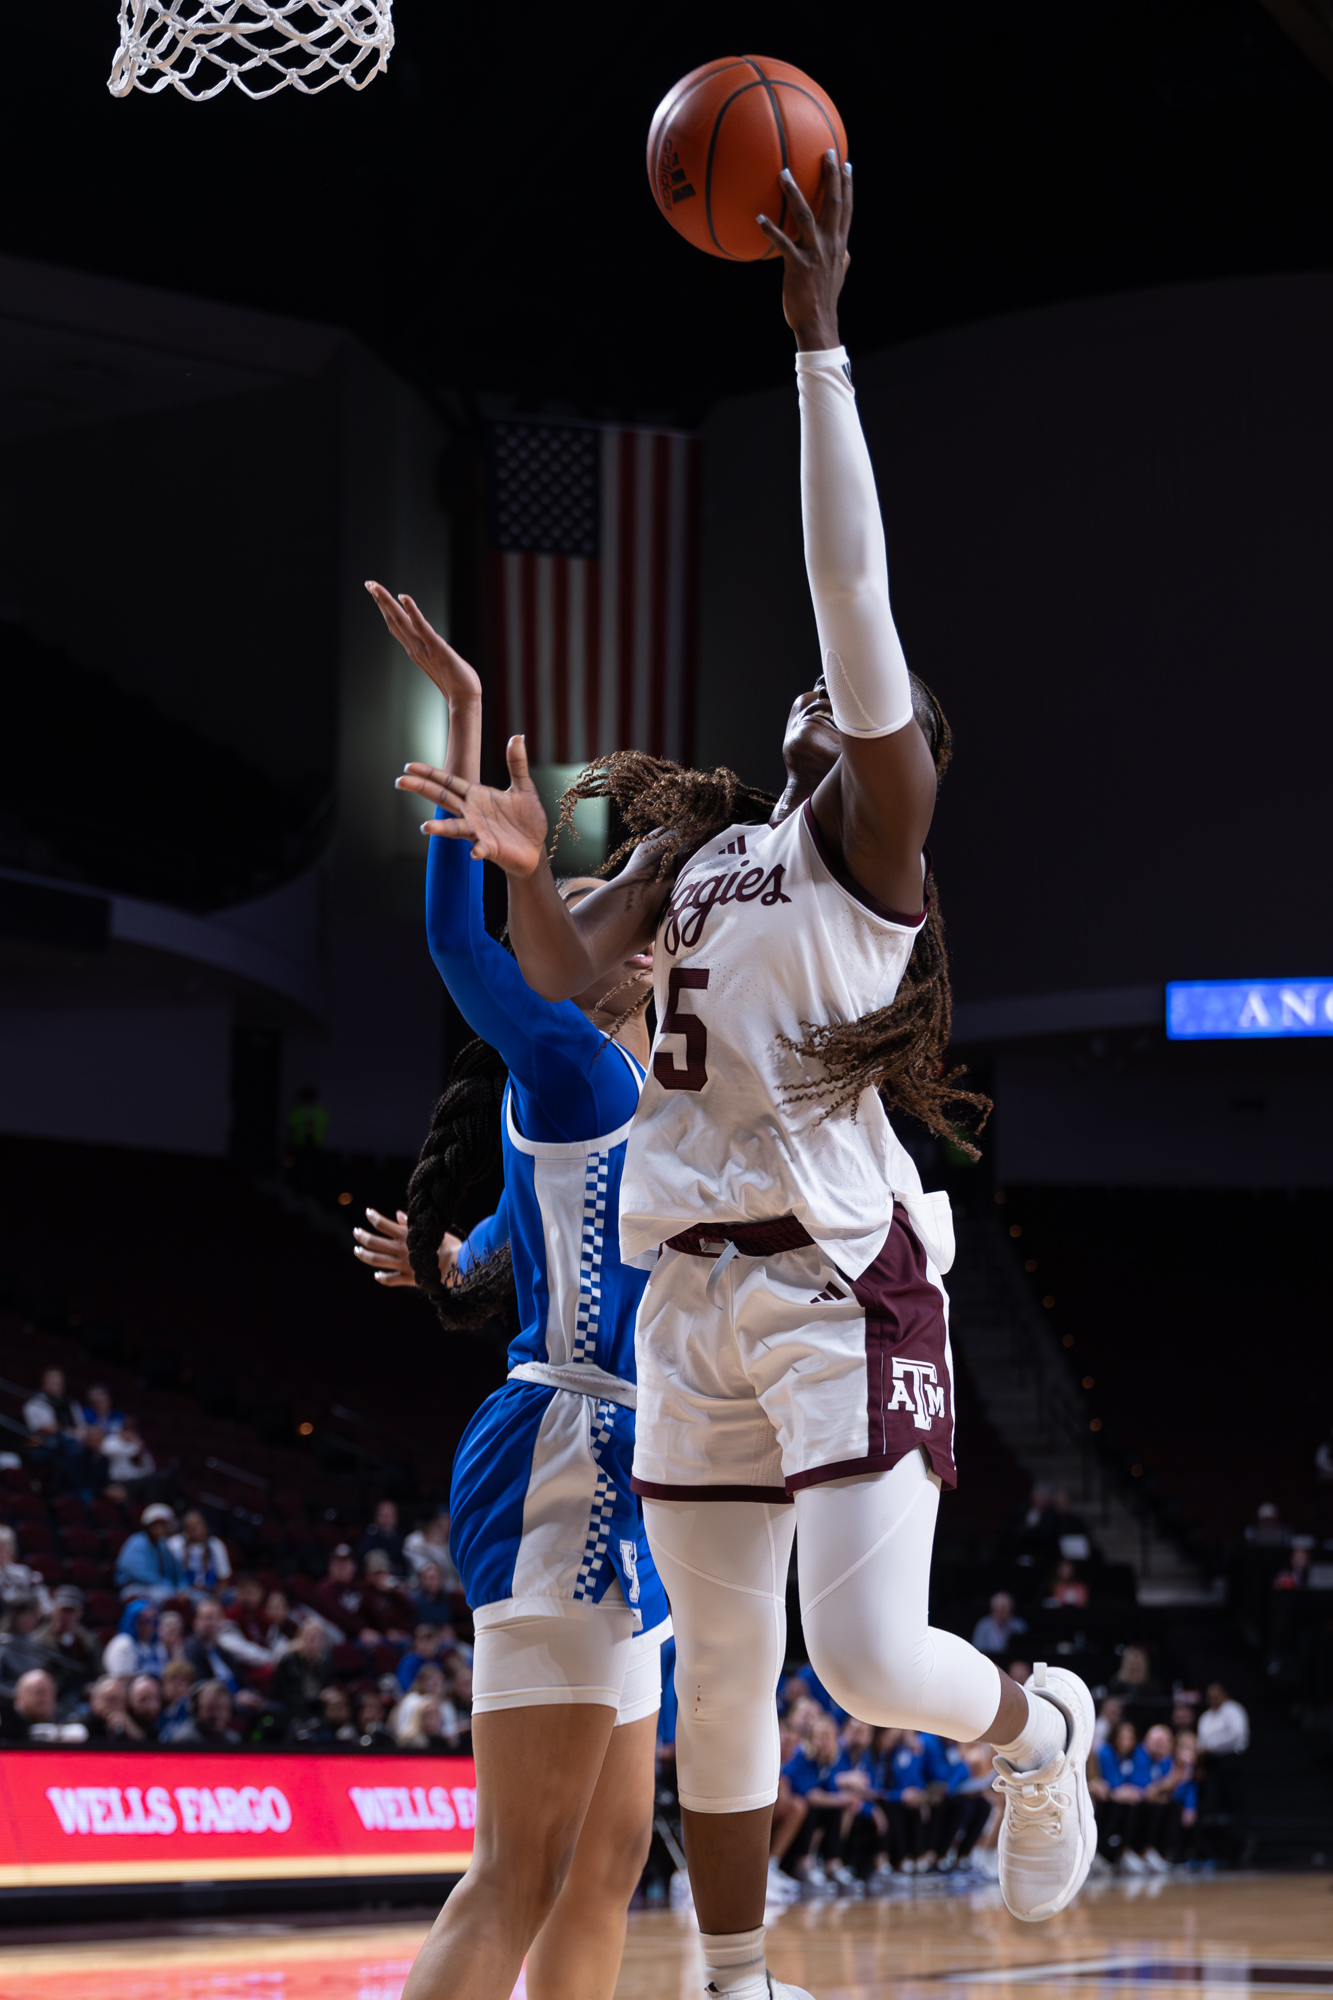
left=653, top=967, right=709, bottom=1092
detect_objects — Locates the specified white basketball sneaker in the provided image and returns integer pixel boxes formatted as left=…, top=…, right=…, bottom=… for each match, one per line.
left=992, top=1662, right=1096, bottom=1922
left=767, top=1980, right=817, bottom=2000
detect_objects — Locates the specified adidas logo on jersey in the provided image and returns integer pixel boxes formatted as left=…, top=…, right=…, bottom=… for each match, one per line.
left=811, top=1281, right=848, bottom=1303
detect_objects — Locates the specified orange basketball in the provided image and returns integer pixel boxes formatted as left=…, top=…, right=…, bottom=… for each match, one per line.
left=647, top=55, right=847, bottom=263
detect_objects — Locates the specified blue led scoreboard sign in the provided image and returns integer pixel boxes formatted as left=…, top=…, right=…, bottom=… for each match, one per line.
left=1166, top=979, right=1333, bottom=1040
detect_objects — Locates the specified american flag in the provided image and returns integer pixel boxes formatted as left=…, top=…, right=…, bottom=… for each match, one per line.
left=487, top=421, right=701, bottom=765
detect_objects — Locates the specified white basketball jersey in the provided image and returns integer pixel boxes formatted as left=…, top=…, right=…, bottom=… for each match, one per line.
left=619, top=802, right=953, bottom=1281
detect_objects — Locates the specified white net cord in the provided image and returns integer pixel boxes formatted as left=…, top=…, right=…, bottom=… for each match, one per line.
left=108, top=1, right=394, bottom=100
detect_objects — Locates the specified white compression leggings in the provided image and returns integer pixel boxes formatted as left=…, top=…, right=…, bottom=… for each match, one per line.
left=645, top=1449, right=1003, bottom=1813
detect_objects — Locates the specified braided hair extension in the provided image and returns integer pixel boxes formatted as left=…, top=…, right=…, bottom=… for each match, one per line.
left=551, top=755, right=778, bottom=880
left=777, top=673, right=989, bottom=1154
left=406, top=1036, right=515, bottom=1333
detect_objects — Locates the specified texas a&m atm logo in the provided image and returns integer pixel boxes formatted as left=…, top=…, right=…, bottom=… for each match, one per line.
left=887, top=1357, right=945, bottom=1431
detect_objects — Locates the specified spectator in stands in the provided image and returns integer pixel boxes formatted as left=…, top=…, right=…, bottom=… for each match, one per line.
left=0, top=1524, right=50, bottom=1613
left=0, top=1665, right=48, bottom=1737
left=1091, top=1717, right=1151, bottom=1869
left=357, top=1499, right=406, bottom=1572
left=168, top=1509, right=231, bottom=1595
left=355, top=1688, right=395, bottom=1751
left=781, top=1711, right=857, bottom=1888
left=158, top=1659, right=196, bottom=1740
left=226, top=1575, right=279, bottom=1658
left=35, top=1585, right=102, bottom=1678
left=128, top=1673, right=164, bottom=1741
left=84, top=1674, right=146, bottom=1743
left=81, top=1384, right=124, bottom=1438
left=313, top=1544, right=373, bottom=1642
left=23, top=1367, right=83, bottom=1440
left=361, top=1550, right=414, bottom=1639
left=971, top=1591, right=1027, bottom=1657
left=291, top=1684, right=359, bottom=1746
left=184, top=1598, right=269, bottom=1706
left=0, top=1668, right=65, bottom=1742
left=1196, top=1680, right=1249, bottom=1844
left=1094, top=1694, right=1125, bottom=1752
left=1137, top=1722, right=1177, bottom=1872
left=411, top=1560, right=456, bottom=1629
left=173, top=1679, right=242, bottom=1748
left=396, top=1692, right=460, bottom=1753
left=100, top=1413, right=155, bottom=1490
left=1172, top=1727, right=1199, bottom=1859
left=1108, top=1644, right=1163, bottom=1706
left=271, top=1618, right=332, bottom=1730
left=1, top=1599, right=54, bottom=1694
left=262, top=1590, right=300, bottom=1655
left=395, top=1623, right=451, bottom=1693
left=882, top=1727, right=933, bottom=1876
left=103, top=1598, right=167, bottom=1680
left=1044, top=1558, right=1089, bottom=1610
left=392, top=1662, right=457, bottom=1746
left=24, top=1368, right=98, bottom=1493
left=403, top=1506, right=463, bottom=1595
left=158, top=1607, right=187, bottom=1665
left=114, top=1503, right=185, bottom=1602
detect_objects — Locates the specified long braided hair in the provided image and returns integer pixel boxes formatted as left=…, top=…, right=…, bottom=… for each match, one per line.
left=555, top=674, right=990, bottom=1157
left=406, top=1036, right=514, bottom=1332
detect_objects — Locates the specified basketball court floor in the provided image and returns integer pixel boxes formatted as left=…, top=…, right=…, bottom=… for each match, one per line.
left=0, top=1875, right=1327, bottom=2000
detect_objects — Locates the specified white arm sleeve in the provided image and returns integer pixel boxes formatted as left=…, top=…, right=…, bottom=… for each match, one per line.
left=796, top=346, right=914, bottom=738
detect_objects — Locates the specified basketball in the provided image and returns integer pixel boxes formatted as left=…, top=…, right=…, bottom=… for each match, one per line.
left=647, top=55, right=847, bottom=262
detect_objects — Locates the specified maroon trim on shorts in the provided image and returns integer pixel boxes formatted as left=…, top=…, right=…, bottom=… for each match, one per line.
left=632, top=1478, right=794, bottom=1505
left=785, top=1204, right=958, bottom=1494
left=801, top=799, right=929, bottom=928
left=667, top=1216, right=814, bottom=1258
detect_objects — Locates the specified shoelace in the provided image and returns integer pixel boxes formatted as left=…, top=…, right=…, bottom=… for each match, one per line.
left=991, top=1763, right=1072, bottom=1839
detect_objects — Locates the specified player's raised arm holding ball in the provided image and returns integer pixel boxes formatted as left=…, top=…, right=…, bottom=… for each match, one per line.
left=399, top=144, right=1096, bottom=1996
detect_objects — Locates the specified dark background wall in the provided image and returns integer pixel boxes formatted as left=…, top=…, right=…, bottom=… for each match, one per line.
left=696, top=272, right=1333, bottom=1009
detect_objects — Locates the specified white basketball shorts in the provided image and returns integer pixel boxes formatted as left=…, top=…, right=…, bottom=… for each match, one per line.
left=630, top=1208, right=956, bottom=1501
left=472, top=1602, right=671, bottom=1724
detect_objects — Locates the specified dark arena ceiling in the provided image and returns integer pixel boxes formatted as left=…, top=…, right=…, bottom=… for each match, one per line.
left=3, top=1, right=1333, bottom=424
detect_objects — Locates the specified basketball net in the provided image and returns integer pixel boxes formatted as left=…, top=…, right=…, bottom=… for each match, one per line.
left=108, top=0, right=394, bottom=99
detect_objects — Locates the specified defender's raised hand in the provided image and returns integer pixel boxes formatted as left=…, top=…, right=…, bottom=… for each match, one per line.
left=396, top=733, right=550, bottom=876
left=365, top=582, right=482, bottom=708
left=757, top=150, right=852, bottom=353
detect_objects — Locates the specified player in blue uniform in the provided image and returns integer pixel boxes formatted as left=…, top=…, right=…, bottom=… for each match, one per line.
left=358, top=585, right=668, bottom=2000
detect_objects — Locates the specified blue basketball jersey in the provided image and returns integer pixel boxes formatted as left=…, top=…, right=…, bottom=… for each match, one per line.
left=425, top=828, right=667, bottom=1631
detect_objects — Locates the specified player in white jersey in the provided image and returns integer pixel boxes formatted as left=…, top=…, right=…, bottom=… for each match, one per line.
left=399, top=157, right=1096, bottom=1996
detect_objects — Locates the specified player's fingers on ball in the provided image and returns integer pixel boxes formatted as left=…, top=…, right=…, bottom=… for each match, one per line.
left=757, top=213, right=799, bottom=257
left=779, top=167, right=816, bottom=228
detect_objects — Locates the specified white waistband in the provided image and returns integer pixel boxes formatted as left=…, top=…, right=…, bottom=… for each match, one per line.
left=507, top=1360, right=638, bottom=1410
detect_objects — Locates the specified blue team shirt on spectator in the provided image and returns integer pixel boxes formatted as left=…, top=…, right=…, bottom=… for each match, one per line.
left=1175, top=1776, right=1198, bottom=1811
left=884, top=1741, right=928, bottom=1798
left=1099, top=1742, right=1152, bottom=1788
left=922, top=1734, right=968, bottom=1793
left=782, top=1748, right=848, bottom=1798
